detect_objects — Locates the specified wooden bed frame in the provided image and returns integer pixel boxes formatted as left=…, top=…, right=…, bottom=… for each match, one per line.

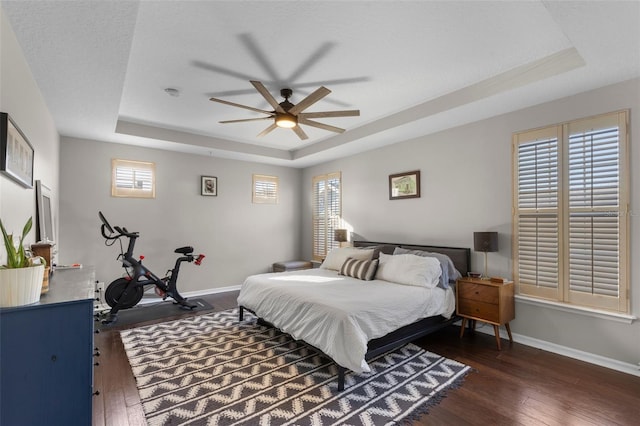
left=239, top=240, right=471, bottom=391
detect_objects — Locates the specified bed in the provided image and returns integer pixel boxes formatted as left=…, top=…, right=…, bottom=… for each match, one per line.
left=237, top=241, right=470, bottom=391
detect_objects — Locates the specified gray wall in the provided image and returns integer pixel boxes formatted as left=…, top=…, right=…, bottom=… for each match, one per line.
left=302, top=78, right=640, bottom=368
left=0, top=8, right=59, bottom=264
left=59, top=138, right=302, bottom=292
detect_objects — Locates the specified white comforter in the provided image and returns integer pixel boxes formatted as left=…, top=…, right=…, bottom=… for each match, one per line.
left=237, top=268, right=455, bottom=373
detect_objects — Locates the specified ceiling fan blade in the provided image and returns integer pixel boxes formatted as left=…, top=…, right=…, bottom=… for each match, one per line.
left=219, top=117, right=273, bottom=124
left=297, top=110, right=360, bottom=119
left=209, top=97, right=273, bottom=115
left=292, top=125, right=309, bottom=140
left=257, top=123, right=278, bottom=138
left=288, top=86, right=331, bottom=115
left=251, top=81, right=285, bottom=113
left=298, top=117, right=345, bottom=134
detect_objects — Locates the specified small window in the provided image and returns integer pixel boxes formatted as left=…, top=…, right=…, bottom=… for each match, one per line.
left=252, top=174, right=278, bottom=204
left=111, top=159, right=156, bottom=199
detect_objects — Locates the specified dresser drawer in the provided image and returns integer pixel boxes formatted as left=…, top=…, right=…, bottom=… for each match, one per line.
left=457, top=282, right=499, bottom=304
left=457, top=298, right=500, bottom=323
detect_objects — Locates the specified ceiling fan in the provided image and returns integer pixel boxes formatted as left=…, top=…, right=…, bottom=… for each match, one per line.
left=209, top=80, right=360, bottom=140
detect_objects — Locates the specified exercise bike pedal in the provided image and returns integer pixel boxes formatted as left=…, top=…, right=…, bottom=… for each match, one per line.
left=101, top=313, right=118, bottom=325
left=155, top=286, right=168, bottom=299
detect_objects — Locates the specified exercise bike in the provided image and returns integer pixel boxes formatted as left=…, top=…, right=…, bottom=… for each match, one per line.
left=98, top=211, right=205, bottom=324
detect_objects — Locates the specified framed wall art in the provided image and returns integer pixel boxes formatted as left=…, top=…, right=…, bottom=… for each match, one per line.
left=35, top=180, right=55, bottom=243
left=389, top=170, right=420, bottom=200
left=201, top=175, right=217, bottom=196
left=0, top=112, right=34, bottom=188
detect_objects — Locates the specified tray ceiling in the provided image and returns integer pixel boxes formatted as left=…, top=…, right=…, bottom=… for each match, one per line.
left=2, top=1, right=639, bottom=167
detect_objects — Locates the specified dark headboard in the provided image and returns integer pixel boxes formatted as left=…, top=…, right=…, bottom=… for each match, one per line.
left=353, top=240, right=471, bottom=277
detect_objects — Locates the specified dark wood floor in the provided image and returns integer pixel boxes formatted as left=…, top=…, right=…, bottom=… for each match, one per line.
left=93, top=291, right=640, bottom=426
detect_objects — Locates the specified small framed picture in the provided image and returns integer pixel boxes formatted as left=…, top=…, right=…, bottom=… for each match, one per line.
left=201, top=176, right=217, bottom=196
left=1, top=112, right=34, bottom=188
left=389, top=170, right=420, bottom=200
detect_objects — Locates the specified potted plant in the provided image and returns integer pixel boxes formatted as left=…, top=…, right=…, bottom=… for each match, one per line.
left=0, top=217, right=45, bottom=307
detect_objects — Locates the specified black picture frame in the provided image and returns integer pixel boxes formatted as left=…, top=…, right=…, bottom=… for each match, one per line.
left=201, top=175, right=217, bottom=196
left=389, top=170, right=421, bottom=200
left=0, top=112, right=34, bottom=188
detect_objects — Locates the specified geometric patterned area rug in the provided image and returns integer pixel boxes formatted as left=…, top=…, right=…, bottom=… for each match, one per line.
left=120, top=309, right=471, bottom=426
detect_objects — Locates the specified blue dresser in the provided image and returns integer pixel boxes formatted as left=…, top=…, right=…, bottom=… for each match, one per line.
left=0, top=267, right=95, bottom=425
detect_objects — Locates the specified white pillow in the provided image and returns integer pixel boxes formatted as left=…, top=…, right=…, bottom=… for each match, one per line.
left=393, top=247, right=462, bottom=289
left=320, top=247, right=374, bottom=271
left=376, top=253, right=442, bottom=288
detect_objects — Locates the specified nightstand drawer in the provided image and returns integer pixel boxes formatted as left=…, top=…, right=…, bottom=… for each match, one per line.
left=457, top=282, right=499, bottom=304
left=457, top=298, right=500, bottom=323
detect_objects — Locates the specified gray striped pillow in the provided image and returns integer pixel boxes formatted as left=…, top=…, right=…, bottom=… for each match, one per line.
left=339, top=257, right=379, bottom=281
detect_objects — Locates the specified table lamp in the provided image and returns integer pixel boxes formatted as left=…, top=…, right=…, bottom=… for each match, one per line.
left=474, top=231, right=498, bottom=279
left=334, top=229, right=348, bottom=247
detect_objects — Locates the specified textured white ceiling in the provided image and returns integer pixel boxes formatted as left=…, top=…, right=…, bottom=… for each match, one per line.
left=2, top=0, right=639, bottom=167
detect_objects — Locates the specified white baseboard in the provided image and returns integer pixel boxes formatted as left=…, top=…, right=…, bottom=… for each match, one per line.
left=470, top=322, right=640, bottom=377
left=138, top=285, right=242, bottom=305
left=182, top=285, right=242, bottom=298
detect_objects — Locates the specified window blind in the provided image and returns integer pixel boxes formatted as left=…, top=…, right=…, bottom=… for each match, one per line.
left=252, top=174, right=278, bottom=204
left=515, top=135, right=560, bottom=299
left=567, top=126, right=621, bottom=301
left=513, top=110, right=628, bottom=313
left=111, top=159, right=155, bottom=198
left=312, top=172, right=341, bottom=260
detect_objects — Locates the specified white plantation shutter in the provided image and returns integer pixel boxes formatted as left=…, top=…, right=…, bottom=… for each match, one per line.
left=513, top=111, right=629, bottom=313
left=565, top=115, right=627, bottom=311
left=252, top=174, right=278, bottom=204
left=111, top=159, right=155, bottom=198
left=517, top=138, right=558, bottom=210
left=515, top=128, right=561, bottom=300
left=517, top=214, right=559, bottom=293
left=568, top=214, right=619, bottom=296
left=312, top=172, right=341, bottom=261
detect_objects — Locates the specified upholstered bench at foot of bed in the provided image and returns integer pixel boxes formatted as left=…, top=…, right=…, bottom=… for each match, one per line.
left=272, top=260, right=313, bottom=272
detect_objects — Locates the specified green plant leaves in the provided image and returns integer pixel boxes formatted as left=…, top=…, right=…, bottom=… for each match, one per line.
left=1, top=217, right=33, bottom=268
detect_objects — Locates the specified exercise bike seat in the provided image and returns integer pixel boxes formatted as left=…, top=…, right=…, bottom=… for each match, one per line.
left=174, top=246, right=194, bottom=254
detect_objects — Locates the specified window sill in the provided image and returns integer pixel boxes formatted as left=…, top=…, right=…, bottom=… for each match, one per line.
left=515, top=295, right=636, bottom=324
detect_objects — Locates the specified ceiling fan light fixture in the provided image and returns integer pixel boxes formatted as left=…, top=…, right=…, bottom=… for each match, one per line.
left=210, top=81, right=359, bottom=140
left=275, top=114, right=297, bottom=128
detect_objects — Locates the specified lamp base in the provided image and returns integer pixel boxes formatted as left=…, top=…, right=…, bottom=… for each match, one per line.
left=481, top=251, right=490, bottom=280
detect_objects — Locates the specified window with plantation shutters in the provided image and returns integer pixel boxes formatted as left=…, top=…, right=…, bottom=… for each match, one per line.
left=111, top=159, right=156, bottom=198
left=312, top=172, right=341, bottom=261
left=515, top=128, right=561, bottom=300
left=513, top=110, right=629, bottom=313
left=252, top=174, right=278, bottom=204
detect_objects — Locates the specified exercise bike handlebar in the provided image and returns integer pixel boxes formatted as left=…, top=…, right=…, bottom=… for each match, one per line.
left=114, top=225, right=139, bottom=239
left=99, top=211, right=139, bottom=240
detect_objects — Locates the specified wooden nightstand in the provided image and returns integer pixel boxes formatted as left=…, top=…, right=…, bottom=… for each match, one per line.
left=456, top=277, right=515, bottom=350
